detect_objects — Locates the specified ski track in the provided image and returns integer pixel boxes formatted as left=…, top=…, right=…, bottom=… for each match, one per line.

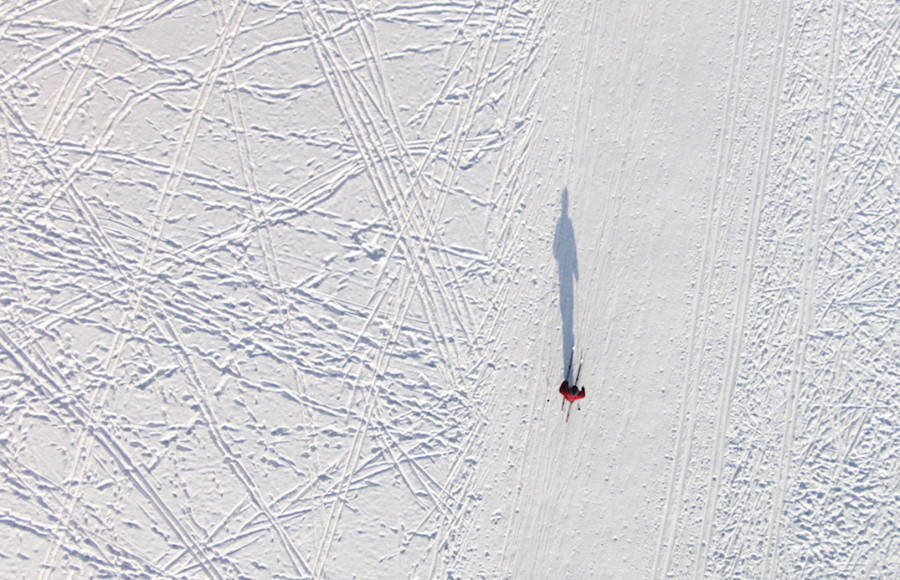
left=653, top=1, right=899, bottom=578
left=1, top=1, right=554, bottom=578
left=1, top=0, right=897, bottom=579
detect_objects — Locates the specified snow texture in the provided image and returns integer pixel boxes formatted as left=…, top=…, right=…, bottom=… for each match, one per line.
left=0, top=1, right=897, bottom=578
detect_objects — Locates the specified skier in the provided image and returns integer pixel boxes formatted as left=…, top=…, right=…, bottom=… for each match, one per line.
left=558, top=348, right=585, bottom=421
left=559, top=380, right=585, bottom=403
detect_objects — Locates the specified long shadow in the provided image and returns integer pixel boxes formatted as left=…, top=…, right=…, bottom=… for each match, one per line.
left=553, top=188, right=578, bottom=371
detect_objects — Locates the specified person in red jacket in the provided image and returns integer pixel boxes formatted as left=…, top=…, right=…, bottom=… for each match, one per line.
left=559, top=378, right=585, bottom=421
left=558, top=352, right=585, bottom=421
left=559, top=379, right=585, bottom=402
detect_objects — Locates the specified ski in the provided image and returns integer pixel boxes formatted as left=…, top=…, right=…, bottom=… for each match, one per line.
left=565, top=352, right=584, bottom=422
left=557, top=349, right=585, bottom=422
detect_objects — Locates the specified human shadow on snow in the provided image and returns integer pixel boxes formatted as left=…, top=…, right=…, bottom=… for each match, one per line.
left=553, top=188, right=578, bottom=371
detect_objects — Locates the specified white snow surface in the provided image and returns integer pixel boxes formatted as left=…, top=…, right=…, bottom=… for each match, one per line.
left=1, top=1, right=897, bottom=578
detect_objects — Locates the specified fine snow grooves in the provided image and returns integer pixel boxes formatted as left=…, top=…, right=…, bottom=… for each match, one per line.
left=652, top=0, right=752, bottom=575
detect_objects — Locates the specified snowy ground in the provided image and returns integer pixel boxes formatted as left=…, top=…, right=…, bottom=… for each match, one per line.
left=1, top=1, right=897, bottom=579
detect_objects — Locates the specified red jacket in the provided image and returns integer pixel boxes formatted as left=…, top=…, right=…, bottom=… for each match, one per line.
left=559, top=381, right=585, bottom=402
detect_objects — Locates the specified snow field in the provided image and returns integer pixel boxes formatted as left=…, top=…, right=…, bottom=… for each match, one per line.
left=0, top=1, right=897, bottom=579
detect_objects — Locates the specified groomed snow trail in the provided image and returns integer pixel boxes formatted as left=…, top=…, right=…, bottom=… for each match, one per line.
left=0, top=1, right=897, bottom=579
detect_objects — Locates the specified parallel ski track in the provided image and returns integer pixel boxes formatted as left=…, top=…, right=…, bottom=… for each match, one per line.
left=694, top=2, right=898, bottom=577
left=761, top=4, right=840, bottom=577
left=696, top=0, right=793, bottom=576
left=651, top=0, right=751, bottom=575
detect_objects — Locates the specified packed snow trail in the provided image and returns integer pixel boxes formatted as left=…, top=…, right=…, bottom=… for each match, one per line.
left=459, top=1, right=898, bottom=578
